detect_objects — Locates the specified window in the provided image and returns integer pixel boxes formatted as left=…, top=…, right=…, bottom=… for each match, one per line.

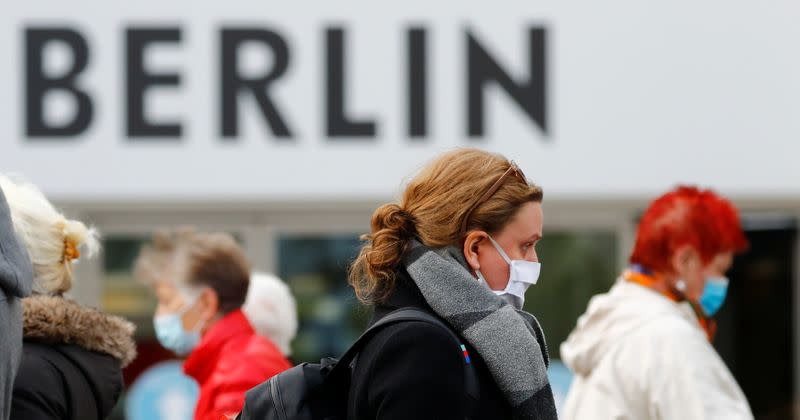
left=277, top=234, right=368, bottom=362
left=103, top=236, right=157, bottom=336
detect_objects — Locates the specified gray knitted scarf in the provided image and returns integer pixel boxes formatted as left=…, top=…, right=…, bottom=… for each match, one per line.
left=403, top=240, right=558, bottom=420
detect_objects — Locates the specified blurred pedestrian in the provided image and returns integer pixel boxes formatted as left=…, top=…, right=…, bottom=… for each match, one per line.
left=561, top=186, right=753, bottom=419
left=134, top=230, right=291, bottom=420
left=0, top=184, right=33, bottom=420
left=347, top=148, right=557, bottom=419
left=3, top=175, right=137, bottom=420
left=242, top=271, right=297, bottom=357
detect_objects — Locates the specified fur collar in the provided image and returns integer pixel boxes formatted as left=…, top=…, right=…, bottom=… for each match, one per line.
left=22, top=295, right=137, bottom=367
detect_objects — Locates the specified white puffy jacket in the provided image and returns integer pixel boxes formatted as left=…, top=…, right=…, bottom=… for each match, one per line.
left=560, top=279, right=753, bottom=420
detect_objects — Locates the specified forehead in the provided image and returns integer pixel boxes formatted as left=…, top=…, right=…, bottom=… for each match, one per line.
left=502, top=201, right=543, bottom=238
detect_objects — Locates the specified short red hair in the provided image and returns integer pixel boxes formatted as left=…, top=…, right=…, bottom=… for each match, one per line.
left=630, top=186, right=749, bottom=273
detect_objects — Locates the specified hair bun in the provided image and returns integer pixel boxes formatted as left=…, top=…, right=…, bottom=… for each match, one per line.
left=349, top=204, right=417, bottom=304
left=371, top=203, right=415, bottom=239
left=61, top=219, right=100, bottom=259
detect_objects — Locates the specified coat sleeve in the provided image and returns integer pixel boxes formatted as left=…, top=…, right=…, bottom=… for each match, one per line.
left=200, top=344, right=291, bottom=420
left=649, top=328, right=754, bottom=420
left=11, top=353, right=68, bottom=420
left=364, top=321, right=467, bottom=420
left=0, top=187, right=33, bottom=298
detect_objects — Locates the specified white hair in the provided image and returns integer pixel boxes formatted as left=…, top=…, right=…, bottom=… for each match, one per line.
left=242, top=272, right=298, bottom=356
left=0, top=175, right=99, bottom=295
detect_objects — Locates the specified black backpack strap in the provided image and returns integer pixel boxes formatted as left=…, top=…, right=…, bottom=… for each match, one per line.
left=335, top=308, right=480, bottom=416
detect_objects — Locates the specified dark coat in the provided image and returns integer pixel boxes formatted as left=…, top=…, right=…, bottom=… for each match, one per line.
left=347, top=269, right=513, bottom=419
left=0, top=188, right=33, bottom=420
left=11, top=295, right=137, bottom=420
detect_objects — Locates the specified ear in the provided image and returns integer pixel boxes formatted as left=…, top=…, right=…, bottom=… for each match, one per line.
left=670, top=245, right=696, bottom=276
left=462, top=231, right=487, bottom=272
left=198, top=287, right=220, bottom=322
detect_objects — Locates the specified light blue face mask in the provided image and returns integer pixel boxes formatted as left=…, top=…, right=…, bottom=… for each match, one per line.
left=698, top=276, right=729, bottom=316
left=153, top=293, right=203, bottom=356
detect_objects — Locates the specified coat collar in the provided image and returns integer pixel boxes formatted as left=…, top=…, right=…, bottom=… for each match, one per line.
left=183, top=309, right=254, bottom=384
left=22, top=294, right=137, bottom=366
left=371, top=268, right=431, bottom=325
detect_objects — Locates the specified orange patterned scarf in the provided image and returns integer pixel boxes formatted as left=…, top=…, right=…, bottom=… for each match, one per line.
left=624, top=266, right=716, bottom=341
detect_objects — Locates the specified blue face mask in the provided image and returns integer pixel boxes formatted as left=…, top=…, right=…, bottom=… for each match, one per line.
left=154, top=296, right=203, bottom=356
left=698, top=276, right=729, bottom=317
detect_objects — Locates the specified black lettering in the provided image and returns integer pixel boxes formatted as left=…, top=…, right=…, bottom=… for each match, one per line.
left=220, top=29, right=292, bottom=139
left=126, top=28, right=183, bottom=138
left=326, top=28, right=376, bottom=138
left=25, top=28, right=92, bottom=137
left=408, top=28, right=427, bottom=139
left=467, top=27, right=547, bottom=137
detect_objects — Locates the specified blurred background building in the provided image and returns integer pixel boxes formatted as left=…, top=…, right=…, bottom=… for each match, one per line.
left=2, top=1, right=799, bottom=419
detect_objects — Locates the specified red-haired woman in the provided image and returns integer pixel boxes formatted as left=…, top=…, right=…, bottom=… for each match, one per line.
left=561, top=186, right=753, bottom=420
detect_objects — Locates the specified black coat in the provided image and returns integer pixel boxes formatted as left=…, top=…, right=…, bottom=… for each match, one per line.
left=10, top=295, right=137, bottom=420
left=347, top=270, right=513, bottom=419
left=12, top=341, right=124, bottom=420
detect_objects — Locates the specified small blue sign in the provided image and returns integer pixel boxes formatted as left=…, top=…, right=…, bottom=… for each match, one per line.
left=126, top=360, right=199, bottom=420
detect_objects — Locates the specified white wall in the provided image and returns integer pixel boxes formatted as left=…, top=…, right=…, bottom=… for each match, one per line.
left=2, top=0, right=799, bottom=201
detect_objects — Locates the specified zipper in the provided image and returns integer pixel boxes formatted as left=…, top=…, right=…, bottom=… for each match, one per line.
left=270, top=377, right=288, bottom=420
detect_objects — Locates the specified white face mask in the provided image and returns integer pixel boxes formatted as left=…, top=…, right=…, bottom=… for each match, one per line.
left=475, top=235, right=541, bottom=310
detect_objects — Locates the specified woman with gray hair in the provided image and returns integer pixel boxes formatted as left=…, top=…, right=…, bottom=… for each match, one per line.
left=2, top=175, right=137, bottom=420
left=242, top=272, right=298, bottom=357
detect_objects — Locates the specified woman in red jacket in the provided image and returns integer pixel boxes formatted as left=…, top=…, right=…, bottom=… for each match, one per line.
left=135, top=230, right=292, bottom=420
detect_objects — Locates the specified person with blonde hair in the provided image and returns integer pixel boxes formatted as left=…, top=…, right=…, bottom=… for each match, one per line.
left=0, top=185, right=33, bottom=420
left=1, top=175, right=137, bottom=420
left=242, top=272, right=298, bottom=357
left=134, top=230, right=291, bottom=420
left=345, top=148, right=557, bottom=419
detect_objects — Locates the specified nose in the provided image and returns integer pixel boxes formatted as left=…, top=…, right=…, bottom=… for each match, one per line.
left=527, top=248, right=539, bottom=263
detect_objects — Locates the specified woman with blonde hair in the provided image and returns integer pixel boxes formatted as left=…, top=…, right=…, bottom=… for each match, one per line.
left=2, top=176, right=137, bottom=420
left=346, top=148, right=557, bottom=419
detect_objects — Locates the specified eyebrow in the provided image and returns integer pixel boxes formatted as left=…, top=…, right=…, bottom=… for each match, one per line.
left=525, top=233, right=542, bottom=242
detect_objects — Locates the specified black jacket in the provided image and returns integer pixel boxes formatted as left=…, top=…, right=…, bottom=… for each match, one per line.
left=11, top=295, right=137, bottom=420
left=347, top=269, right=512, bottom=419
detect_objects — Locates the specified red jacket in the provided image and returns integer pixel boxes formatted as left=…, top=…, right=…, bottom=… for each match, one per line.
left=184, top=309, right=292, bottom=420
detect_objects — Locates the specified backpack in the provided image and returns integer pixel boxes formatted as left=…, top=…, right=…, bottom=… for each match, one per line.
left=236, top=308, right=480, bottom=420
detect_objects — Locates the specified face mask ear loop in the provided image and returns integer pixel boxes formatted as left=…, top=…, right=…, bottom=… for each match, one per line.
left=487, top=235, right=513, bottom=265
left=178, top=287, right=207, bottom=333
left=186, top=305, right=208, bottom=334
left=477, top=268, right=510, bottom=295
